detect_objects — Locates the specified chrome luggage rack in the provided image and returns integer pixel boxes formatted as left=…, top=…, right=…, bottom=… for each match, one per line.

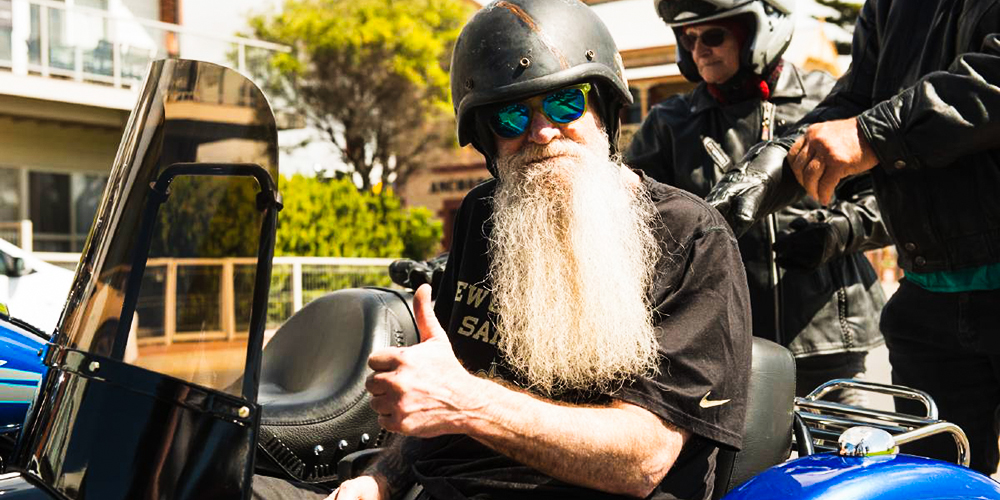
left=793, top=379, right=970, bottom=467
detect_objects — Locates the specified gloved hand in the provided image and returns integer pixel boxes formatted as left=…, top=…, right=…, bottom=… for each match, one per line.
left=772, top=209, right=853, bottom=270
left=706, top=141, right=804, bottom=237
left=389, top=259, right=433, bottom=289
left=388, top=253, right=449, bottom=290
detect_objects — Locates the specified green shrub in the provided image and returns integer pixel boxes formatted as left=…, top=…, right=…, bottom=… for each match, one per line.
left=276, top=175, right=443, bottom=259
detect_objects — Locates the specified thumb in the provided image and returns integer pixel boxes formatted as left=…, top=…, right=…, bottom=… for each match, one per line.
left=414, top=284, right=447, bottom=343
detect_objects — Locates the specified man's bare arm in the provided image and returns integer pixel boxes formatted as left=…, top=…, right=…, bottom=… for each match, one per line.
left=367, top=285, right=690, bottom=498
left=466, top=388, right=689, bottom=498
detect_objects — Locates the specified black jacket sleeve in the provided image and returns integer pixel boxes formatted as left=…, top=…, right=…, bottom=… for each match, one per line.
left=858, top=32, right=1000, bottom=172
left=827, top=174, right=893, bottom=253
left=787, top=1, right=1000, bottom=173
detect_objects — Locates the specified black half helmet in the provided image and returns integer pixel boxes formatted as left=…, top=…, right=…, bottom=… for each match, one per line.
left=656, top=0, right=795, bottom=82
left=451, top=0, right=633, bottom=175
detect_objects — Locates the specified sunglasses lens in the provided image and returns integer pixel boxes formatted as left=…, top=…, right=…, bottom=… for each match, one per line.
left=680, top=28, right=728, bottom=51
left=702, top=28, right=727, bottom=47
left=490, top=103, right=531, bottom=138
left=543, top=87, right=586, bottom=124
left=680, top=33, right=697, bottom=52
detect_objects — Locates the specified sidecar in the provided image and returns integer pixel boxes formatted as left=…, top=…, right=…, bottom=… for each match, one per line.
left=0, top=58, right=998, bottom=500
left=0, top=312, right=46, bottom=461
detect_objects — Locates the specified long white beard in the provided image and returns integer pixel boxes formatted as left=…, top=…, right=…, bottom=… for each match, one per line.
left=489, top=134, right=662, bottom=397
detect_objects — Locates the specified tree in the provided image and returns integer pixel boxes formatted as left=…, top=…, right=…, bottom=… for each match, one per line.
left=275, top=175, right=443, bottom=259
left=151, top=176, right=262, bottom=259
left=249, top=0, right=473, bottom=192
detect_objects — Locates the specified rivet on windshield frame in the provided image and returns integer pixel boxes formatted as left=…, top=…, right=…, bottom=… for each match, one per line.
left=313, top=445, right=324, bottom=456
left=361, top=433, right=371, bottom=444
left=519, top=57, right=531, bottom=68
left=88, top=361, right=100, bottom=373
left=238, top=406, right=250, bottom=418
left=338, top=439, right=349, bottom=450
left=585, top=50, right=595, bottom=60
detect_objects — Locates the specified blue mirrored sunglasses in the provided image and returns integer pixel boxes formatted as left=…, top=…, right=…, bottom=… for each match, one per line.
left=488, top=83, right=592, bottom=139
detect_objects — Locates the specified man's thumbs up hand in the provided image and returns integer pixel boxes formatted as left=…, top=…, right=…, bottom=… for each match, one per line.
left=366, top=284, right=485, bottom=437
left=414, top=284, right=447, bottom=343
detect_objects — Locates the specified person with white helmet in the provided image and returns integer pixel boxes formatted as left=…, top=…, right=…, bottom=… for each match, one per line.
left=626, top=0, right=891, bottom=404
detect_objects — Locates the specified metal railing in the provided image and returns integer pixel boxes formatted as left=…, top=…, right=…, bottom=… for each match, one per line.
left=0, top=220, right=33, bottom=251
left=0, top=0, right=288, bottom=88
left=38, top=253, right=398, bottom=343
left=794, top=379, right=971, bottom=467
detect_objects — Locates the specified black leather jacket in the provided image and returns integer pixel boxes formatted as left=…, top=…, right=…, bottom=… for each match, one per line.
left=789, top=0, right=1000, bottom=273
left=626, top=64, right=886, bottom=357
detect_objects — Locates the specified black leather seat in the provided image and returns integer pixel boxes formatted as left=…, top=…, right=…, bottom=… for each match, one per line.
left=712, top=337, right=796, bottom=498
left=255, top=287, right=419, bottom=484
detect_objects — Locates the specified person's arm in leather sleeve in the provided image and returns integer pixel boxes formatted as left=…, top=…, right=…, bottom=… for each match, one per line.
left=789, top=0, right=1000, bottom=204
left=772, top=174, right=892, bottom=270
left=706, top=0, right=883, bottom=232
left=857, top=31, right=1000, bottom=172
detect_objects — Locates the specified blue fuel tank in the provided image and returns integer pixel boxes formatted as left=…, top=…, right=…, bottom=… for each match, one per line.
left=723, top=453, right=1000, bottom=500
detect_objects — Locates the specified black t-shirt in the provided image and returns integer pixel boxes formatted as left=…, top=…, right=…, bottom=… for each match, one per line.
left=419, top=176, right=752, bottom=500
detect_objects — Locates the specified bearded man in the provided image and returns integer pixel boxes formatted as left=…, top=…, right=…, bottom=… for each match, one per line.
left=328, top=2, right=751, bottom=499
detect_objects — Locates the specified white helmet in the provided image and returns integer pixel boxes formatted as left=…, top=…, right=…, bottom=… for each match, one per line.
left=655, top=0, right=795, bottom=81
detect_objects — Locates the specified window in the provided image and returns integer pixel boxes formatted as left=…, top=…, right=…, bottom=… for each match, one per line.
left=27, top=0, right=112, bottom=77
left=73, top=172, right=105, bottom=241
left=25, top=169, right=107, bottom=252
left=29, top=171, right=70, bottom=251
left=0, top=0, right=12, bottom=65
left=0, top=166, right=19, bottom=222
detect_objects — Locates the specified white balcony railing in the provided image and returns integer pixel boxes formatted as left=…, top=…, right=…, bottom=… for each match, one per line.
left=0, top=220, right=32, bottom=251
left=0, top=0, right=288, bottom=89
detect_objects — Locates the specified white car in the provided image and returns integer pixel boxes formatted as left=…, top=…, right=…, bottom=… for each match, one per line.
left=0, top=238, right=74, bottom=336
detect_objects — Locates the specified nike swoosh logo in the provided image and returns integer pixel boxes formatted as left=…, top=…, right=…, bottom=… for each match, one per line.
left=699, top=391, right=730, bottom=409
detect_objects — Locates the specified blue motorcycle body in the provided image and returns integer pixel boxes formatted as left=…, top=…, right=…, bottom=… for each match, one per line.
left=724, top=453, right=1000, bottom=500
left=0, top=316, right=45, bottom=435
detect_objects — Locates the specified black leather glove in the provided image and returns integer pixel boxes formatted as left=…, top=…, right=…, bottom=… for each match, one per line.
left=772, top=209, right=852, bottom=270
left=388, top=253, right=449, bottom=290
left=706, top=141, right=804, bottom=237
left=389, top=259, right=433, bottom=289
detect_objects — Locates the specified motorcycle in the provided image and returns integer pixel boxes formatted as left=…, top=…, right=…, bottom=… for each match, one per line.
left=0, top=59, right=997, bottom=500
left=0, top=311, right=46, bottom=464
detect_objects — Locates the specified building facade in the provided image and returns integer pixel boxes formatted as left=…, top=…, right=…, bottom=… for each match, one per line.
left=0, top=0, right=285, bottom=251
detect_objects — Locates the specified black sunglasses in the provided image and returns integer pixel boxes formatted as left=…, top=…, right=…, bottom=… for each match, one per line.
left=678, top=27, right=730, bottom=52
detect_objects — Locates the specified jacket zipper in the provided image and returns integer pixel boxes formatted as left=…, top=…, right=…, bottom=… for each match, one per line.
left=760, top=101, right=783, bottom=345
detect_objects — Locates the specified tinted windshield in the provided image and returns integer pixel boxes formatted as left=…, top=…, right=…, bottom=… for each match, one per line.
left=57, top=60, right=278, bottom=396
